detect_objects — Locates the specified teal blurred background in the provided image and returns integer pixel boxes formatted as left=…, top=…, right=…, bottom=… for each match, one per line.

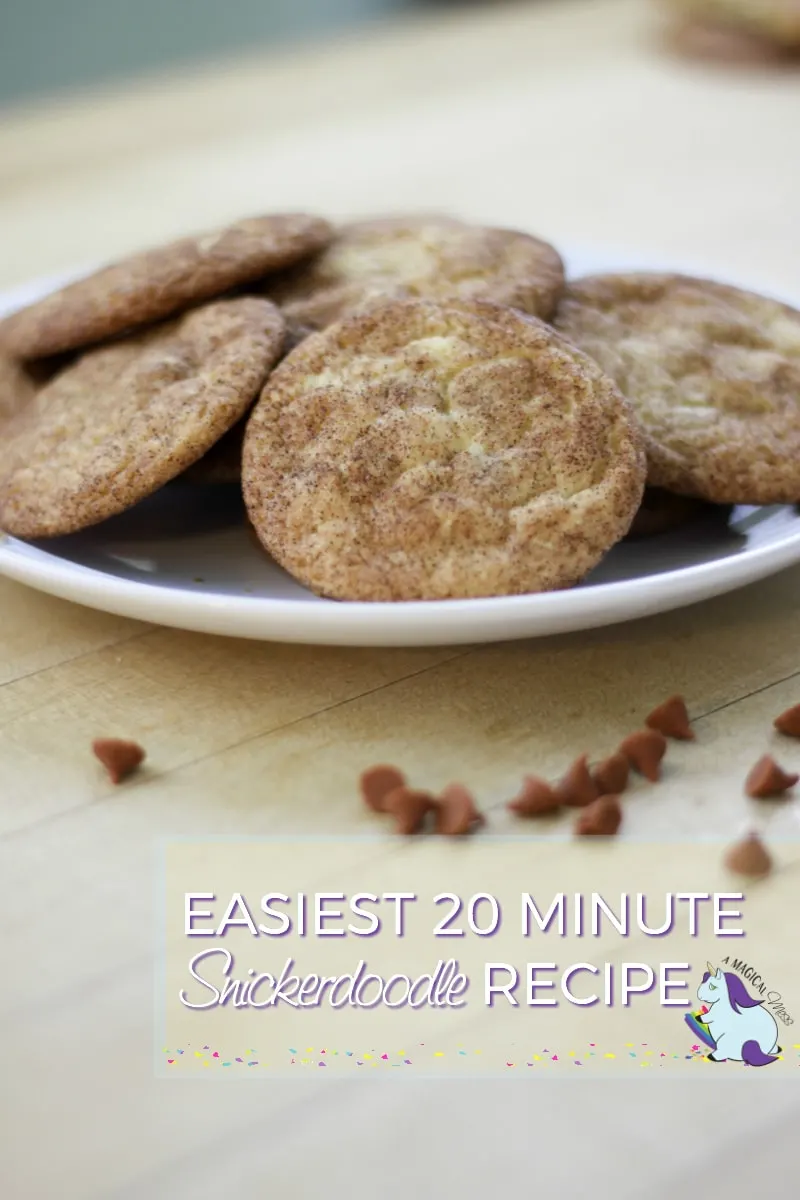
left=0, top=0, right=439, bottom=108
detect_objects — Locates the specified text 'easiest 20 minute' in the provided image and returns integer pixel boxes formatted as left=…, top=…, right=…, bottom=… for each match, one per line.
left=183, top=891, right=747, bottom=939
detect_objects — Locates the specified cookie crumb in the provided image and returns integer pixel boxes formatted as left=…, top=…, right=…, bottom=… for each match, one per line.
left=645, top=694, right=694, bottom=741
left=723, top=832, right=772, bottom=880
left=508, top=775, right=560, bottom=816
left=383, top=786, right=436, bottom=835
left=745, top=754, right=798, bottom=799
left=92, top=738, right=145, bottom=784
left=618, top=729, right=668, bottom=782
left=575, top=796, right=622, bottom=837
left=592, top=753, right=630, bottom=796
left=553, top=754, right=598, bottom=808
left=359, top=764, right=406, bottom=813
left=434, top=783, right=485, bottom=836
left=774, top=703, right=800, bottom=739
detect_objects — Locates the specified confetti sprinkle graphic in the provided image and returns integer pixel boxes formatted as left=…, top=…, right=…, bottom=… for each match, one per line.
left=159, top=1041, right=799, bottom=1071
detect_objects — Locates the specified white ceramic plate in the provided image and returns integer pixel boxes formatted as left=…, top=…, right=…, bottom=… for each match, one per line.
left=2, top=248, right=799, bottom=647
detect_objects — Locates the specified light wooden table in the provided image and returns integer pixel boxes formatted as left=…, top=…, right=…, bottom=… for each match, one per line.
left=2, top=2, right=800, bottom=1196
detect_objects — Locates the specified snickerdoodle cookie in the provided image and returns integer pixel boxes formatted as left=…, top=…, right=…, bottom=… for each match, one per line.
left=242, top=298, right=645, bottom=601
left=1, top=354, right=69, bottom=476
left=0, top=354, right=39, bottom=423
left=183, top=318, right=313, bottom=485
left=556, top=273, right=800, bottom=504
left=0, top=213, right=330, bottom=360
left=0, top=297, right=285, bottom=537
left=182, top=421, right=245, bottom=486
left=265, top=216, right=565, bottom=331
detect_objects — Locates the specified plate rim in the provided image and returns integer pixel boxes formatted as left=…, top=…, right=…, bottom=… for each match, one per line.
left=1, top=521, right=800, bottom=645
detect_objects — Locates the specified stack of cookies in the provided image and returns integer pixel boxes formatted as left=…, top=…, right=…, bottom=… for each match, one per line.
left=1, top=211, right=799, bottom=603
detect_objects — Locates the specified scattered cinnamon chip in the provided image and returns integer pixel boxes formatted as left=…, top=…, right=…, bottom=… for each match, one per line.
left=592, top=753, right=629, bottom=796
left=618, top=729, right=667, bottom=782
left=745, top=755, right=798, bottom=799
left=645, top=695, right=694, bottom=741
left=92, top=738, right=145, bottom=784
left=435, top=783, right=485, bottom=836
left=359, top=764, right=406, bottom=813
left=723, top=832, right=772, bottom=880
left=553, top=754, right=598, bottom=808
left=383, top=786, right=436, bottom=835
left=575, top=796, right=622, bottom=837
left=508, top=775, right=560, bottom=817
left=774, top=704, right=800, bottom=739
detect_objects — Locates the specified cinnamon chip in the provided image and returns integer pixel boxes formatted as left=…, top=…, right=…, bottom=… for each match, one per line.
left=745, top=755, right=798, bottom=799
left=723, top=832, right=772, bottom=880
left=435, top=783, right=485, bottom=836
left=618, top=729, right=667, bottom=782
left=508, top=775, right=560, bottom=817
left=359, top=764, right=406, bottom=813
left=553, top=754, right=598, bottom=808
left=575, top=796, right=622, bottom=837
left=774, top=704, right=800, bottom=739
left=592, top=753, right=630, bottom=796
left=92, top=738, right=145, bottom=784
left=645, top=695, right=694, bottom=741
left=383, top=786, right=436, bottom=835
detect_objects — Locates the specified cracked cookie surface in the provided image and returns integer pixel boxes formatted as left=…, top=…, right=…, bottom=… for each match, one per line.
left=556, top=273, right=800, bottom=504
left=265, top=215, right=565, bottom=331
left=243, top=298, right=645, bottom=601
left=0, top=296, right=285, bottom=537
left=0, top=213, right=330, bottom=359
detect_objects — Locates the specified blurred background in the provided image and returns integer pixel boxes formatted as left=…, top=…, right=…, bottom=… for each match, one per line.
left=1, top=0, right=798, bottom=294
left=0, top=0, right=482, bottom=108
left=4, top=0, right=800, bottom=111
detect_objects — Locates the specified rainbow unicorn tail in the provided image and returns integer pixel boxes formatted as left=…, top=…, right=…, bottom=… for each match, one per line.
left=742, top=1040, right=778, bottom=1068
left=685, top=1011, right=716, bottom=1050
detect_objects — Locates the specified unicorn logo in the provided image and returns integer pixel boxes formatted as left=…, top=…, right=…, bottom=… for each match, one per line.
left=684, top=963, right=780, bottom=1067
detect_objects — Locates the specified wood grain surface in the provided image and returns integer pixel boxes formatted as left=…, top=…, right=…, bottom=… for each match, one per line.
left=1, top=2, right=799, bottom=1197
